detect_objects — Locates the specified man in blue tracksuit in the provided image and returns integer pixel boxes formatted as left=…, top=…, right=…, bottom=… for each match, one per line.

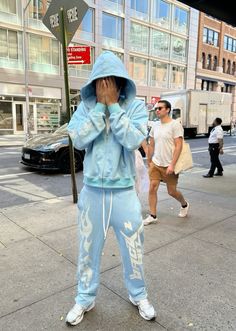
left=66, top=51, right=156, bottom=326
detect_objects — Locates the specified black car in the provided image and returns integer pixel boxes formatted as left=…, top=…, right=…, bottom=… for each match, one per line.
left=21, top=124, right=85, bottom=173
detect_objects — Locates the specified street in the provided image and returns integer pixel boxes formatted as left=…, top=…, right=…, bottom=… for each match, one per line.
left=0, top=135, right=236, bottom=209
left=0, top=136, right=236, bottom=331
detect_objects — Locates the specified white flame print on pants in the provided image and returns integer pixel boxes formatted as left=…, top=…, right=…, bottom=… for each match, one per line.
left=121, top=223, right=143, bottom=280
left=79, top=207, right=93, bottom=289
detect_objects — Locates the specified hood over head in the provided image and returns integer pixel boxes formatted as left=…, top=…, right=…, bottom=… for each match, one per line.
left=80, top=51, right=136, bottom=108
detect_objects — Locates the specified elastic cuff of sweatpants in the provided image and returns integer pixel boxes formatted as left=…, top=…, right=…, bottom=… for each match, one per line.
left=108, top=103, right=120, bottom=114
left=95, top=102, right=106, bottom=113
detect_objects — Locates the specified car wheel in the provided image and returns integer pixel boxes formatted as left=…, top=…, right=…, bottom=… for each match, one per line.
left=58, top=150, right=84, bottom=174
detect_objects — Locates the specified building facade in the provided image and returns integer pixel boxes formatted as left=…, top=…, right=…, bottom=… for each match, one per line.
left=196, top=12, right=236, bottom=122
left=0, top=0, right=198, bottom=135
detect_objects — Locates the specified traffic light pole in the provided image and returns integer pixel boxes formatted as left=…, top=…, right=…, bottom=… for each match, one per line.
left=60, top=7, right=78, bottom=203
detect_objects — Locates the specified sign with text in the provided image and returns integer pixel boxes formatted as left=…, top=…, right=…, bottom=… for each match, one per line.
left=42, top=0, right=89, bottom=45
left=67, top=46, right=91, bottom=64
left=151, top=96, right=160, bottom=105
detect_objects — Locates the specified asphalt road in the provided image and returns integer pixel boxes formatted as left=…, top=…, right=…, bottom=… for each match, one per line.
left=0, top=135, right=235, bottom=208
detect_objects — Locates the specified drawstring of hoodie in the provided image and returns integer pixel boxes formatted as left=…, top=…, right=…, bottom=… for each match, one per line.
left=102, top=190, right=113, bottom=240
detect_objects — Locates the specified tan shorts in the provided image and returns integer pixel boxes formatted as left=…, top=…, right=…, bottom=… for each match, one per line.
left=149, top=162, right=178, bottom=185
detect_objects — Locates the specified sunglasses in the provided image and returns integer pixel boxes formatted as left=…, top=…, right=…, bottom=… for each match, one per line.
left=155, top=106, right=165, bottom=111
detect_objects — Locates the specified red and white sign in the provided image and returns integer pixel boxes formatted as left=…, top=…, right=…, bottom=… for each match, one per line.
left=151, top=96, right=160, bottom=105
left=67, top=46, right=91, bottom=65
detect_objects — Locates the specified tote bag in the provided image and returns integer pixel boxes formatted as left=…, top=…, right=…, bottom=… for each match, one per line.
left=174, top=140, right=193, bottom=174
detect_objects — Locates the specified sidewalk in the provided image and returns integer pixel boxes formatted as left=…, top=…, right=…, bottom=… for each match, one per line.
left=0, top=135, right=25, bottom=147
left=0, top=166, right=236, bottom=330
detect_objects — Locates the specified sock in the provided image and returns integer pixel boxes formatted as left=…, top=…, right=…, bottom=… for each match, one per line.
left=181, top=203, right=188, bottom=208
left=150, top=214, right=157, bottom=219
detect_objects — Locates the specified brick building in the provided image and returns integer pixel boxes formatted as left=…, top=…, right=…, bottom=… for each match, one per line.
left=196, top=12, right=236, bottom=122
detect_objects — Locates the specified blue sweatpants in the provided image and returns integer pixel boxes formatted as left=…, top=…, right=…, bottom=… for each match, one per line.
left=75, top=185, right=147, bottom=307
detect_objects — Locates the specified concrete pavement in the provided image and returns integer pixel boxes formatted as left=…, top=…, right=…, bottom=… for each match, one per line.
left=0, top=165, right=236, bottom=330
left=0, top=135, right=25, bottom=147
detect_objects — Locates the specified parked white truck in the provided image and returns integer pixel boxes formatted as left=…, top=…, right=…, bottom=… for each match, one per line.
left=160, top=90, right=232, bottom=138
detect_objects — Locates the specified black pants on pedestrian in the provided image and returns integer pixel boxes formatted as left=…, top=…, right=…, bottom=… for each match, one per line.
left=208, top=143, right=223, bottom=176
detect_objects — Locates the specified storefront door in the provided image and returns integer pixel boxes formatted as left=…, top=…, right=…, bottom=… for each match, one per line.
left=13, top=103, right=37, bottom=134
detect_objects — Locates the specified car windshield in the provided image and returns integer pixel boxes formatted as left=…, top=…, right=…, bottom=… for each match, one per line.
left=52, top=123, right=68, bottom=135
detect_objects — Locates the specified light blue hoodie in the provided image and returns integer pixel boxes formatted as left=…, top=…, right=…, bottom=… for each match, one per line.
left=67, top=51, right=147, bottom=188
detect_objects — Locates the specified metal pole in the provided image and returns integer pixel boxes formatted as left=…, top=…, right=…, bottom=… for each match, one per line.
left=59, top=7, right=78, bottom=203
left=23, top=0, right=32, bottom=142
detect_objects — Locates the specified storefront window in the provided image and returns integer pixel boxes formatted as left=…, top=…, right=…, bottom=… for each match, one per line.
left=151, top=29, right=170, bottom=58
left=129, top=56, right=148, bottom=86
left=29, top=35, right=60, bottom=74
left=69, top=46, right=94, bottom=79
left=37, top=102, right=60, bottom=131
left=152, top=0, right=170, bottom=28
left=0, top=101, right=13, bottom=130
left=171, top=65, right=186, bottom=89
left=0, top=0, right=16, bottom=14
left=102, top=13, right=123, bottom=48
left=171, top=36, right=187, bottom=62
left=173, top=6, right=188, bottom=35
left=130, top=0, right=149, bottom=21
left=130, top=23, right=149, bottom=54
left=151, top=61, right=168, bottom=88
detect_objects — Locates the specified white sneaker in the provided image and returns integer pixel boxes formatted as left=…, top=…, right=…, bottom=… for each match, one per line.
left=129, top=296, right=157, bottom=320
left=178, top=201, right=190, bottom=218
left=65, top=302, right=95, bottom=326
left=143, top=214, right=158, bottom=226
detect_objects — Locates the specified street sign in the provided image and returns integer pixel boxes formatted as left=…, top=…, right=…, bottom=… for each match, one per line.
left=42, top=0, right=89, bottom=45
left=151, top=96, right=160, bottom=105
left=67, top=46, right=91, bottom=65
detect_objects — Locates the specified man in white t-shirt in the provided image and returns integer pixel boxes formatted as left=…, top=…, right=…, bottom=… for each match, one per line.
left=144, top=100, right=189, bottom=226
left=203, top=117, right=224, bottom=178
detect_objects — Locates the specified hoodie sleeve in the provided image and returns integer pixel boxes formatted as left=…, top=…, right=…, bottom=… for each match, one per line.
left=67, top=103, right=106, bottom=150
left=108, top=101, right=148, bottom=151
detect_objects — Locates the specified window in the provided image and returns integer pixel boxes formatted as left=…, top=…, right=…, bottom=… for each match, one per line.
left=69, top=46, right=94, bottom=79
left=222, top=58, right=226, bottom=73
left=0, top=0, right=16, bottom=14
left=130, top=23, right=149, bottom=54
left=213, top=56, right=217, bottom=71
left=0, top=28, right=18, bottom=59
left=227, top=60, right=231, bottom=74
left=201, top=80, right=214, bottom=91
left=222, top=84, right=233, bottom=93
left=232, top=62, right=236, bottom=75
left=103, top=0, right=124, bottom=14
left=206, top=54, right=212, bottom=70
left=0, top=101, right=13, bottom=130
left=171, top=36, right=187, bottom=62
left=129, top=56, right=148, bottom=85
left=102, top=13, right=123, bottom=48
left=224, top=35, right=236, bottom=52
left=174, top=6, right=188, bottom=34
left=203, top=28, right=218, bottom=46
left=202, top=52, right=206, bottom=68
left=170, top=65, right=186, bottom=89
left=130, top=0, right=149, bottom=20
left=78, top=8, right=94, bottom=41
left=152, top=0, right=170, bottom=28
left=29, top=35, right=60, bottom=74
left=151, top=60, right=168, bottom=88
left=151, top=29, right=170, bottom=58
left=29, top=0, right=48, bottom=20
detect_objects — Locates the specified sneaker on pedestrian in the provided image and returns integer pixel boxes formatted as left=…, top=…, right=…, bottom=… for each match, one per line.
left=65, top=302, right=95, bottom=326
left=143, top=214, right=158, bottom=226
left=214, top=172, right=223, bottom=176
left=178, top=201, right=190, bottom=218
left=129, top=296, right=157, bottom=320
